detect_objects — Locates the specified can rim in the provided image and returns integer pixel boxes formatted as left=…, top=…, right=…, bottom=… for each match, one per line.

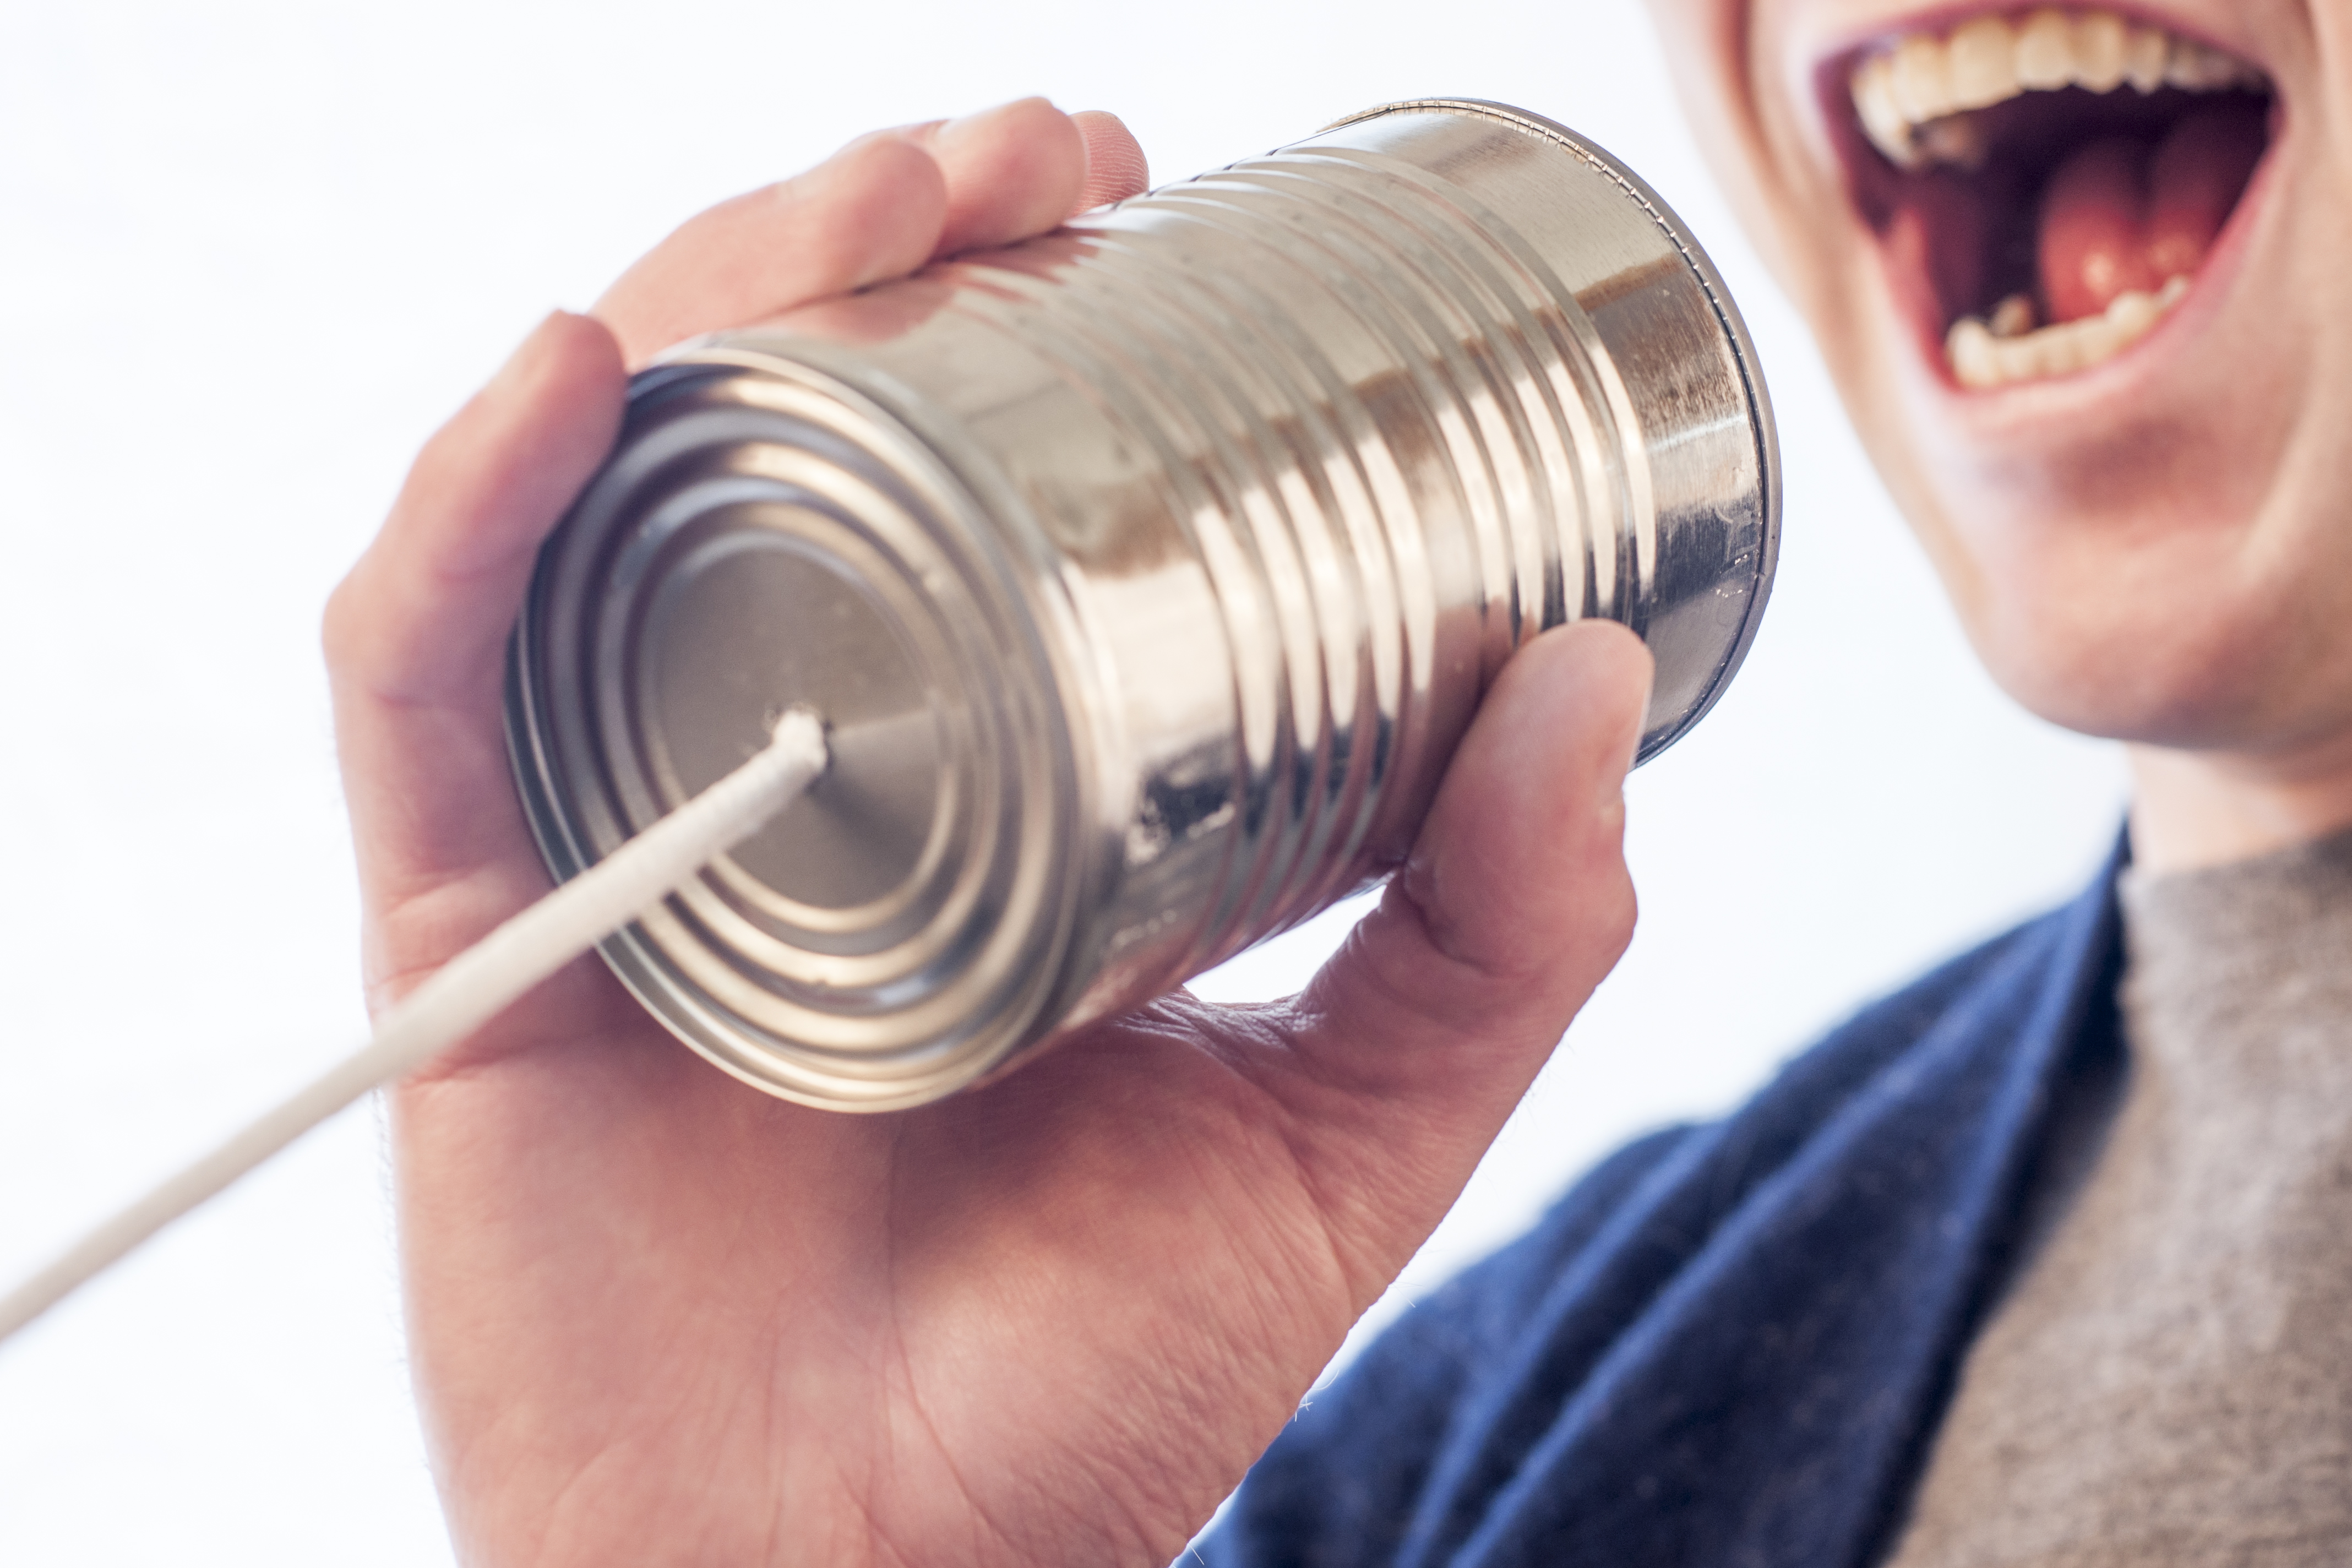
left=1321, top=97, right=1784, bottom=764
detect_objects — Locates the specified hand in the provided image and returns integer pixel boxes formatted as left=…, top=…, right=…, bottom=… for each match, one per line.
left=324, top=98, right=1652, bottom=1568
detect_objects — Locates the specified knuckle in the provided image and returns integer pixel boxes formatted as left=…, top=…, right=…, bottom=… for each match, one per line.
left=318, top=562, right=374, bottom=673
left=1594, top=867, right=1640, bottom=964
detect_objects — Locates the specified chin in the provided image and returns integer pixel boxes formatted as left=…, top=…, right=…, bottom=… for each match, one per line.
left=1667, top=0, right=2352, bottom=759
left=1964, top=559, right=2321, bottom=750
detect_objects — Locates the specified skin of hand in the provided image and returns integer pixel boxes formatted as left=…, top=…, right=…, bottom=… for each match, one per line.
left=324, top=98, right=1654, bottom=1567
left=1644, top=0, right=2352, bottom=872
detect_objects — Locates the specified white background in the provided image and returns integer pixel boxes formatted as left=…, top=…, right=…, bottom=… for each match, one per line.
left=0, top=2, right=2126, bottom=1561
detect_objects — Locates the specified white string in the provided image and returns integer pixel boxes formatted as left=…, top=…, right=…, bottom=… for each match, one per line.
left=0, top=707, right=828, bottom=1347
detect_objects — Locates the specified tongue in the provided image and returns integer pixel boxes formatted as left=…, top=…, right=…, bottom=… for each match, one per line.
left=2038, top=137, right=2155, bottom=323
left=2037, top=105, right=2267, bottom=324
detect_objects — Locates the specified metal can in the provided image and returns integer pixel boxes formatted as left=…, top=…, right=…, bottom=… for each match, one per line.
left=505, top=98, right=1782, bottom=1111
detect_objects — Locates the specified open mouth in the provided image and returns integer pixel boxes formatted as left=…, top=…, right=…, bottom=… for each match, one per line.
left=1837, top=9, right=2274, bottom=390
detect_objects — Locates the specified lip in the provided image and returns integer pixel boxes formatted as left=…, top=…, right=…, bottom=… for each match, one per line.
left=1794, top=2, right=2288, bottom=429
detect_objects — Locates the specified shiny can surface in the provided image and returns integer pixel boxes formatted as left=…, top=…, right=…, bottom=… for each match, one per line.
left=505, top=99, right=1782, bottom=1110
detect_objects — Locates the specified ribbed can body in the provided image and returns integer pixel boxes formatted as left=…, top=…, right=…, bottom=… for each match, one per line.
left=506, top=100, right=1781, bottom=1110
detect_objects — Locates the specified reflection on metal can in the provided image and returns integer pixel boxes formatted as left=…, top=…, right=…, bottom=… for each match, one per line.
left=505, top=99, right=1782, bottom=1111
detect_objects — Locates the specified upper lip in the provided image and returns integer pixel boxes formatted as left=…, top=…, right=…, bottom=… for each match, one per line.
left=1799, top=3, right=2282, bottom=390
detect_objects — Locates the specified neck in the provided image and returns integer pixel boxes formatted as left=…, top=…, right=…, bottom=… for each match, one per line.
left=2128, top=731, right=2352, bottom=874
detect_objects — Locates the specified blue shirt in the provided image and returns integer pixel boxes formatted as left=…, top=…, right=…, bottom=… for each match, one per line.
left=1203, top=844, right=2127, bottom=1568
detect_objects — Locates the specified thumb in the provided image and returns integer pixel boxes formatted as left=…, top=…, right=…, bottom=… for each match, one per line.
left=1264, top=620, right=1652, bottom=1290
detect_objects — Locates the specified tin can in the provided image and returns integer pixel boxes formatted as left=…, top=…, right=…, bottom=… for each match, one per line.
left=505, top=99, right=1782, bottom=1110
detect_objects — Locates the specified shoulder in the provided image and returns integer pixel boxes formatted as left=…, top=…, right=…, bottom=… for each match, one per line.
left=1204, top=871, right=2120, bottom=1566
left=1392, top=895, right=2082, bottom=1372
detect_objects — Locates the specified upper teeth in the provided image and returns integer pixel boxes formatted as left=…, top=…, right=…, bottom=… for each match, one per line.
left=1853, top=10, right=2267, bottom=170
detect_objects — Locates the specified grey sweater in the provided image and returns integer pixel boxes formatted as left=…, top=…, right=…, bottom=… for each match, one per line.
left=1885, top=831, right=2352, bottom=1566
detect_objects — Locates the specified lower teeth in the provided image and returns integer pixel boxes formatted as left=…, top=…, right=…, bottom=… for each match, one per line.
left=1946, top=275, right=2191, bottom=388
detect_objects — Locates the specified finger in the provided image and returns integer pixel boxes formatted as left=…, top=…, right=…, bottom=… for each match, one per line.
left=901, top=96, right=1091, bottom=254
left=594, top=133, right=949, bottom=366
left=1071, top=110, right=1151, bottom=211
left=595, top=100, right=1139, bottom=366
left=1374, top=622, right=1651, bottom=1034
left=1316, top=622, right=1650, bottom=1080
left=324, top=310, right=625, bottom=901
left=1265, top=622, right=1653, bottom=1276
left=327, top=311, right=623, bottom=713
